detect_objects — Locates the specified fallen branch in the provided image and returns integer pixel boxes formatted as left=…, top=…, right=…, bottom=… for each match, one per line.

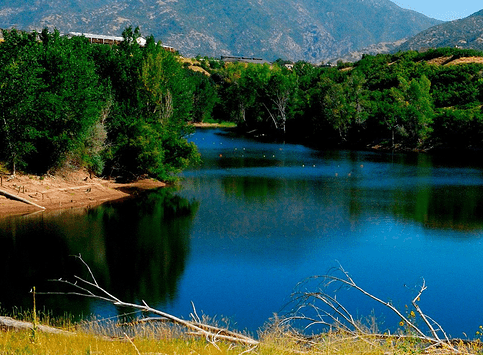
left=0, top=316, right=73, bottom=335
left=41, top=254, right=259, bottom=347
left=281, top=265, right=463, bottom=354
left=0, top=188, right=45, bottom=210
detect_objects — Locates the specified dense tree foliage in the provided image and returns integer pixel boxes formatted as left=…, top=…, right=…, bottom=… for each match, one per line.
left=197, top=48, right=483, bottom=151
left=2, top=32, right=483, bottom=179
left=0, top=27, right=200, bottom=180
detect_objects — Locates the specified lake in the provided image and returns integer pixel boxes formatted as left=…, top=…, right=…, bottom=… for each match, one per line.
left=1, top=127, right=483, bottom=338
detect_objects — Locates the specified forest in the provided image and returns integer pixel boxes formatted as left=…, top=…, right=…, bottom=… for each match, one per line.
left=1, top=28, right=483, bottom=181
left=0, top=27, right=205, bottom=181
left=198, top=48, right=483, bottom=152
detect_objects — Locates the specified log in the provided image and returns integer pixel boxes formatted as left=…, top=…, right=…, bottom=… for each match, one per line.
left=0, top=316, right=72, bottom=335
left=0, top=188, right=45, bottom=210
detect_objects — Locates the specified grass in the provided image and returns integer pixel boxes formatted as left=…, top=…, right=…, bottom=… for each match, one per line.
left=1, top=304, right=481, bottom=354
left=0, top=162, right=9, bottom=175
left=195, top=119, right=237, bottom=128
left=2, top=314, right=482, bottom=355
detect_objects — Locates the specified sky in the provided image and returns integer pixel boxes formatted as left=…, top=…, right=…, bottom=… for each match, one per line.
left=391, top=0, right=482, bottom=21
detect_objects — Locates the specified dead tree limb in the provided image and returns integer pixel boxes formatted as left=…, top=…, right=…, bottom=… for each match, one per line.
left=0, top=188, right=45, bottom=210
left=281, top=265, right=462, bottom=353
left=41, top=254, right=259, bottom=347
left=0, top=316, right=73, bottom=335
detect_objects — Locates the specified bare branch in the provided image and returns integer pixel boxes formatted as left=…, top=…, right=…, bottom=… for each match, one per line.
left=284, top=265, right=461, bottom=353
left=190, top=300, right=202, bottom=323
left=42, top=255, right=259, bottom=347
left=73, top=254, right=99, bottom=286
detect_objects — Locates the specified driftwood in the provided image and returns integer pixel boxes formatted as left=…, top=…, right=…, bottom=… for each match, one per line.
left=0, top=188, right=45, bottom=210
left=42, top=254, right=259, bottom=347
left=0, top=316, right=72, bottom=335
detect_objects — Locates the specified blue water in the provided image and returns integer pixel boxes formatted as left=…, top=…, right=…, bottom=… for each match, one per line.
left=1, top=127, right=483, bottom=339
left=170, top=128, right=483, bottom=337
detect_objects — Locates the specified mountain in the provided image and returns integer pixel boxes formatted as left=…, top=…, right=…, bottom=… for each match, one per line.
left=393, top=9, right=483, bottom=52
left=0, top=0, right=441, bottom=62
left=328, top=38, right=407, bottom=63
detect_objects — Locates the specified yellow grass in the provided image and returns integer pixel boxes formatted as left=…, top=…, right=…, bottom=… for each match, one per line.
left=2, top=320, right=482, bottom=355
left=1, top=310, right=481, bottom=355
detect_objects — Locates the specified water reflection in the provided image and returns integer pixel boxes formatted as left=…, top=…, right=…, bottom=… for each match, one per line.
left=0, top=188, right=198, bottom=317
left=411, top=186, right=483, bottom=231
left=189, top=129, right=483, bottom=235
left=176, top=129, right=483, bottom=336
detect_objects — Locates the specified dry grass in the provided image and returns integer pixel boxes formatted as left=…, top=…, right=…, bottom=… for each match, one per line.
left=423, top=56, right=483, bottom=66
left=424, top=56, right=453, bottom=65
left=2, top=317, right=482, bottom=355
left=448, top=56, right=483, bottom=65
left=1, top=308, right=481, bottom=354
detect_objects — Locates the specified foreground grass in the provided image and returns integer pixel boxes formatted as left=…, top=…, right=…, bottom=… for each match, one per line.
left=2, top=321, right=483, bottom=355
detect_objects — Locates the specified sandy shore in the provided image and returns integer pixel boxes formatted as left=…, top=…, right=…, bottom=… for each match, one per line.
left=0, top=169, right=165, bottom=219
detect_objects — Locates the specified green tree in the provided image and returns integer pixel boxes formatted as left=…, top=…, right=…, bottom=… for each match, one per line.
left=392, top=75, right=434, bottom=146
left=257, top=64, right=297, bottom=135
left=323, top=71, right=369, bottom=141
left=101, top=28, right=199, bottom=181
left=189, top=71, right=219, bottom=123
left=0, top=30, right=44, bottom=174
left=216, top=62, right=259, bottom=125
left=35, top=30, right=105, bottom=172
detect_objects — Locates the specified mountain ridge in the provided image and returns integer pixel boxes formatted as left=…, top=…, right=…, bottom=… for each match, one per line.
left=0, top=0, right=441, bottom=62
left=393, top=9, right=483, bottom=53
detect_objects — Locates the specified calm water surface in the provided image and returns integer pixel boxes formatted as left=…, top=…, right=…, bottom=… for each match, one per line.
left=1, top=128, right=483, bottom=338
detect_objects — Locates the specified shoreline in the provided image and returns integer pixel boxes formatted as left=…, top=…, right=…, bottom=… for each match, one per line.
left=0, top=169, right=165, bottom=219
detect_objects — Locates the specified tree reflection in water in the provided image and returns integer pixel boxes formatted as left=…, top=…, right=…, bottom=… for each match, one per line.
left=0, top=187, right=199, bottom=319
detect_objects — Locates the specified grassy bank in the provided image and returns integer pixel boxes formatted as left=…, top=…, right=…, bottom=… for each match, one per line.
left=1, top=315, right=481, bottom=354
left=192, top=119, right=237, bottom=128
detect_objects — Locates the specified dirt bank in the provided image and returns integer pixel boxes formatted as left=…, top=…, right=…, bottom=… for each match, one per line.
left=0, top=169, right=165, bottom=219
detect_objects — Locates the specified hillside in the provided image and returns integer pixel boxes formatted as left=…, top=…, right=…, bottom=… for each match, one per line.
left=0, top=0, right=441, bottom=62
left=394, top=9, right=483, bottom=52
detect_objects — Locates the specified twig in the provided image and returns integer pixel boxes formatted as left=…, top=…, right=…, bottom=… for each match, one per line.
left=190, top=300, right=202, bottom=323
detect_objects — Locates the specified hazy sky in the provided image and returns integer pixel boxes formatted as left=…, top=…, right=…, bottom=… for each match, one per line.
left=391, top=0, right=482, bottom=21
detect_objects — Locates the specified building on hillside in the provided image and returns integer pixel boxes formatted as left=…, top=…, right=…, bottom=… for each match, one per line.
left=0, top=29, right=176, bottom=52
left=221, top=56, right=268, bottom=64
left=67, top=32, right=176, bottom=52
left=68, top=32, right=145, bottom=46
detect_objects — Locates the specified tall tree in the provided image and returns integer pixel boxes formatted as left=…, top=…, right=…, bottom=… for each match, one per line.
left=392, top=75, right=434, bottom=146
left=101, top=28, right=199, bottom=181
left=261, top=64, right=297, bottom=135
left=323, top=71, right=369, bottom=142
left=0, top=30, right=44, bottom=174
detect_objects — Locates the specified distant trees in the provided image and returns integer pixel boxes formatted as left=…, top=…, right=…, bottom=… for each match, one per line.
left=213, top=62, right=297, bottom=134
left=203, top=48, right=483, bottom=151
left=0, top=27, right=200, bottom=180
